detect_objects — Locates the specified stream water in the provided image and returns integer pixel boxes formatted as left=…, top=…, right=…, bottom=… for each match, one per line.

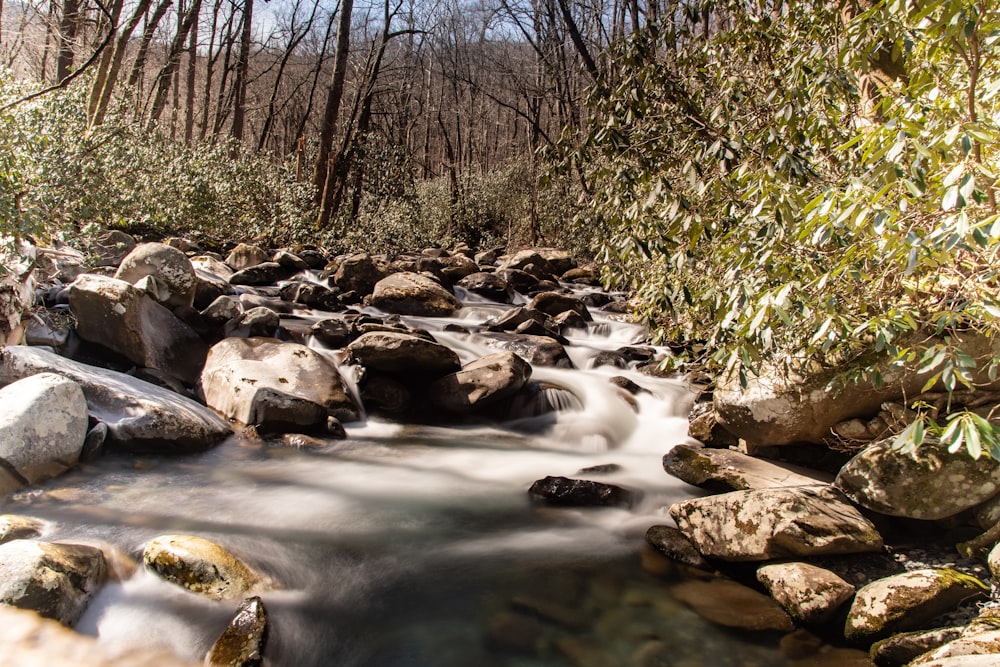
left=2, top=285, right=794, bottom=666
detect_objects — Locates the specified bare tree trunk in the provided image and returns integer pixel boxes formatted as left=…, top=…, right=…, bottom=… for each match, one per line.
left=184, top=4, right=198, bottom=144
left=257, top=0, right=318, bottom=151
left=55, top=0, right=80, bottom=82
left=311, top=0, right=354, bottom=201
left=230, top=0, right=252, bottom=142
left=88, top=0, right=153, bottom=126
left=127, top=0, right=173, bottom=88
left=198, top=0, right=223, bottom=140
left=146, top=0, right=203, bottom=130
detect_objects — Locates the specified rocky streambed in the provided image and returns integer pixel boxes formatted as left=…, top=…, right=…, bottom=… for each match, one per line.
left=0, top=236, right=999, bottom=666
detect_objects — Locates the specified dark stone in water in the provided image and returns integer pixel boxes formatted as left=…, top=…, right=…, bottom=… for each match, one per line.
left=528, top=476, right=640, bottom=509
left=591, top=351, right=628, bottom=370
left=310, top=318, right=350, bottom=348
left=608, top=376, right=645, bottom=395
left=205, top=596, right=268, bottom=667
left=576, top=463, right=622, bottom=475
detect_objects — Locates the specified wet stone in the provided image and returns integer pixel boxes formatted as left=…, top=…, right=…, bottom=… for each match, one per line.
left=644, top=525, right=711, bottom=570
left=0, top=515, right=46, bottom=544
left=528, top=476, right=640, bottom=509
left=670, top=578, right=795, bottom=632
left=483, top=611, right=546, bottom=655
left=205, top=596, right=268, bottom=667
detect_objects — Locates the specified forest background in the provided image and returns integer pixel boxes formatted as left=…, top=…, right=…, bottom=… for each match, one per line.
left=0, top=0, right=999, bottom=457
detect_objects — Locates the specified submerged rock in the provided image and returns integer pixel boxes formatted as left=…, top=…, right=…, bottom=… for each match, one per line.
left=670, top=578, right=795, bottom=632
left=0, top=372, right=88, bottom=495
left=669, top=486, right=883, bottom=562
left=871, top=627, right=965, bottom=666
left=644, top=525, right=711, bottom=570
left=0, top=540, right=107, bottom=625
left=844, top=569, right=989, bottom=642
left=205, top=596, right=268, bottom=667
left=0, top=346, right=232, bottom=453
left=528, top=476, right=640, bottom=509
left=142, top=535, right=262, bottom=601
left=835, top=438, right=1000, bottom=520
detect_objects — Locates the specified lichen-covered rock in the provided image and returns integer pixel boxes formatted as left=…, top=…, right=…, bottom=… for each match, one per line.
left=844, top=569, right=989, bottom=642
left=528, top=476, right=640, bottom=509
left=669, top=486, right=883, bottom=562
left=142, top=535, right=262, bottom=601
left=370, top=272, right=461, bottom=316
left=871, top=627, right=965, bottom=666
left=201, top=337, right=360, bottom=431
left=114, top=242, right=197, bottom=308
left=662, top=444, right=832, bottom=492
left=347, top=331, right=461, bottom=376
left=205, top=596, right=268, bottom=667
left=987, top=543, right=1000, bottom=581
left=907, top=609, right=1000, bottom=665
left=835, top=438, right=1000, bottom=520
left=0, top=540, right=107, bottom=625
left=909, top=657, right=1000, bottom=667
left=670, top=578, right=794, bottom=632
left=0, top=372, right=88, bottom=495
left=0, top=346, right=232, bottom=453
left=68, top=274, right=207, bottom=385
left=756, top=562, right=855, bottom=624
left=428, top=351, right=531, bottom=413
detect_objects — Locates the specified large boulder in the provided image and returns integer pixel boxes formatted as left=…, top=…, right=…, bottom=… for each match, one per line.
left=0, top=539, right=107, bottom=625
left=68, top=274, right=207, bottom=385
left=225, top=244, right=269, bottom=271
left=527, top=292, right=592, bottom=322
left=346, top=331, right=460, bottom=376
left=142, top=535, right=262, bottom=601
left=756, top=562, right=856, bottom=624
left=329, top=252, right=384, bottom=296
left=713, top=333, right=1000, bottom=448
left=428, top=351, right=531, bottom=413
left=114, top=242, right=196, bottom=309
left=844, top=569, right=989, bottom=642
left=201, top=338, right=360, bottom=431
left=0, top=373, right=88, bottom=495
left=835, top=438, right=1000, bottom=520
left=0, top=346, right=232, bottom=453
left=0, top=515, right=46, bottom=545
left=669, top=486, right=883, bottom=562
left=370, top=272, right=461, bottom=317
left=662, top=444, right=832, bottom=492
left=456, top=272, right=513, bottom=303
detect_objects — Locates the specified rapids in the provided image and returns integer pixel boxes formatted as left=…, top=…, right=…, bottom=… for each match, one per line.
left=1, top=285, right=793, bottom=666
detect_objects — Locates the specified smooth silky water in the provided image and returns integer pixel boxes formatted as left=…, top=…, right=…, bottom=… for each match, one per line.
left=0, top=289, right=793, bottom=666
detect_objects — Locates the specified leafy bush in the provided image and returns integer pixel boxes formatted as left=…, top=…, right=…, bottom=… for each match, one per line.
left=0, top=73, right=316, bottom=248
left=566, top=0, right=1000, bottom=456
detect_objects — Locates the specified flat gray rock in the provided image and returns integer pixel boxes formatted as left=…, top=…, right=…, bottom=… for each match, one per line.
left=663, top=444, right=832, bottom=491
